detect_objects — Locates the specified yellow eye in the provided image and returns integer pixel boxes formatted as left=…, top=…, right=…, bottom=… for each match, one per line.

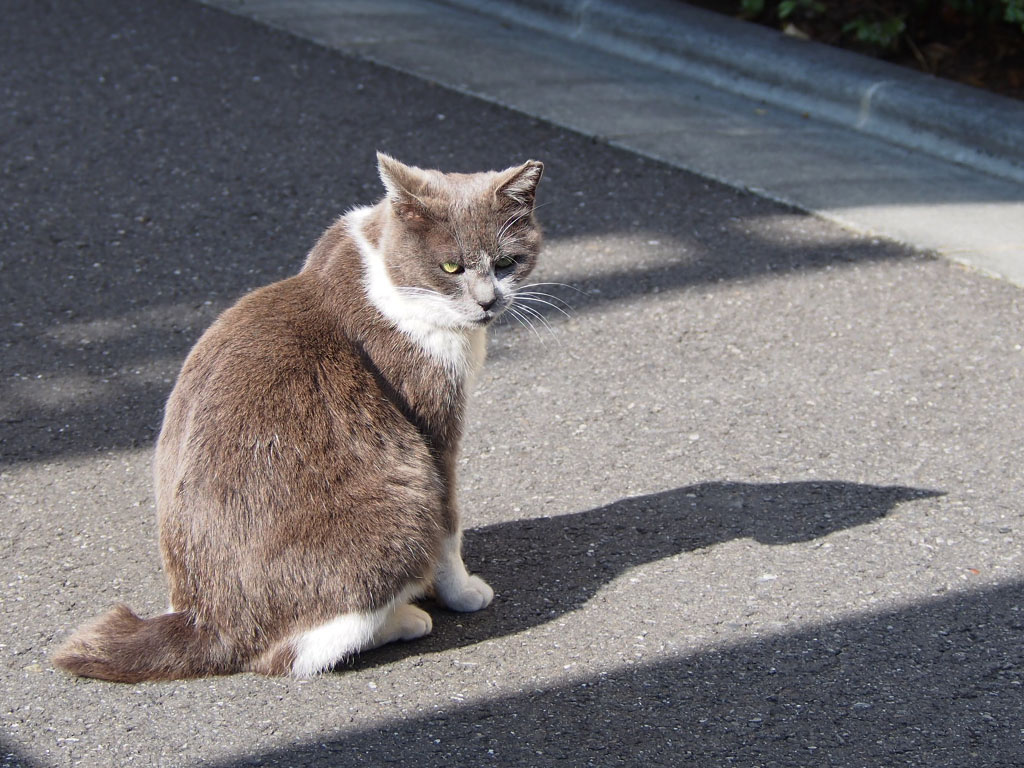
left=494, top=256, right=516, bottom=270
left=441, top=261, right=463, bottom=274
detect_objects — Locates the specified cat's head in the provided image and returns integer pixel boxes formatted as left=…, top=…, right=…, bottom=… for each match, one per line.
left=374, top=152, right=544, bottom=329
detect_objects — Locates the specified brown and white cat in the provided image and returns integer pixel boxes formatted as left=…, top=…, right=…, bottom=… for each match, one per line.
left=53, top=153, right=544, bottom=681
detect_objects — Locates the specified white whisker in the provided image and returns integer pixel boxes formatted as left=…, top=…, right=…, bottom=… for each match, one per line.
left=515, top=289, right=573, bottom=304
left=510, top=300, right=562, bottom=345
left=502, top=305, right=531, bottom=336
left=514, top=292, right=573, bottom=318
left=497, top=212, right=530, bottom=243
left=513, top=303, right=558, bottom=339
left=504, top=305, right=544, bottom=342
left=496, top=201, right=554, bottom=243
left=396, top=286, right=447, bottom=299
left=394, top=288, right=455, bottom=310
left=519, top=280, right=585, bottom=296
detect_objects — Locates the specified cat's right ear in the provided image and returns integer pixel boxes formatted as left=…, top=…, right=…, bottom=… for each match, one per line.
left=377, top=152, right=433, bottom=226
left=494, top=160, right=544, bottom=211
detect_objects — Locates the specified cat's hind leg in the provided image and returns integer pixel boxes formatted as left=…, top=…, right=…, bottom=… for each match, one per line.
left=289, top=610, right=384, bottom=677
left=366, top=603, right=432, bottom=650
left=434, top=532, right=494, bottom=612
left=286, top=598, right=432, bottom=677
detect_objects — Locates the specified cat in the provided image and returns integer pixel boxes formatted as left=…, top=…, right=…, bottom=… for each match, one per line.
left=53, top=153, right=544, bottom=681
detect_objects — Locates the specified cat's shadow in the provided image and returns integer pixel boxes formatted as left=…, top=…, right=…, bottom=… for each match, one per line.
left=351, top=480, right=939, bottom=668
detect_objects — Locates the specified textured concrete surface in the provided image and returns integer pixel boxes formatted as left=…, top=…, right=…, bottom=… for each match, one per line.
left=441, top=0, right=1024, bottom=182
left=204, top=0, right=1024, bottom=286
left=2, top=1, right=1023, bottom=767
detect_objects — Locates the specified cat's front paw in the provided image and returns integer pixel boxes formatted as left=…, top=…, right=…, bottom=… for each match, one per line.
left=440, top=574, right=494, bottom=613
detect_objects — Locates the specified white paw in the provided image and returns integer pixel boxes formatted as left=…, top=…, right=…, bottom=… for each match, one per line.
left=440, top=574, right=494, bottom=613
left=393, top=603, right=433, bottom=641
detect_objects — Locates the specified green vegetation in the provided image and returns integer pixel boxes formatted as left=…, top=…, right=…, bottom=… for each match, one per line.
left=725, top=0, right=1024, bottom=98
left=739, top=0, right=1024, bottom=53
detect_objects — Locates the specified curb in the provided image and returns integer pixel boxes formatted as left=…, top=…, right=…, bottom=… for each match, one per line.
left=438, top=0, right=1024, bottom=185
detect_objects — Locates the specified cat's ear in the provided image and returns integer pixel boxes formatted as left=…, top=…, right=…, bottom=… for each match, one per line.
left=376, top=152, right=433, bottom=225
left=377, top=152, right=423, bottom=200
left=494, top=160, right=544, bottom=210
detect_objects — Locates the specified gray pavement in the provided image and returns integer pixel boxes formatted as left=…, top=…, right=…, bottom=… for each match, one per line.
left=2, top=1, right=1024, bottom=767
left=205, top=0, right=1024, bottom=286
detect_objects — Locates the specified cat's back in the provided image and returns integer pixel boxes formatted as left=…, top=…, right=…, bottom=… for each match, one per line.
left=156, top=268, right=414, bottom=479
left=169, top=273, right=354, bottom=411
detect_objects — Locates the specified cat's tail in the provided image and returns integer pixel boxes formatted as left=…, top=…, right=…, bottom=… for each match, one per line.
left=53, top=604, right=231, bottom=682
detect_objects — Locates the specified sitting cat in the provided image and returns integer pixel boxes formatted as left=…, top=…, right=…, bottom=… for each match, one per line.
left=54, top=153, right=544, bottom=681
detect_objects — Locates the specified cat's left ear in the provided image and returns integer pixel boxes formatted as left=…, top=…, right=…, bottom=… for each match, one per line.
left=494, top=160, right=544, bottom=210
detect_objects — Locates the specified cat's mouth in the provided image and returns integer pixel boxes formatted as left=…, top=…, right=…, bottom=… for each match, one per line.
left=467, top=300, right=507, bottom=326
left=474, top=303, right=510, bottom=326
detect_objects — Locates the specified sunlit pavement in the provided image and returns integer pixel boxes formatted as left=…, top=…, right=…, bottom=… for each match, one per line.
left=2, top=2, right=1022, bottom=766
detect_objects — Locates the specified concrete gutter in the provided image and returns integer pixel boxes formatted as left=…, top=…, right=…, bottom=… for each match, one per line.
left=440, top=0, right=1024, bottom=186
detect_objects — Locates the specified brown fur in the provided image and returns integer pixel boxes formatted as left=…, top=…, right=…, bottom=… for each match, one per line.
left=53, top=155, right=544, bottom=681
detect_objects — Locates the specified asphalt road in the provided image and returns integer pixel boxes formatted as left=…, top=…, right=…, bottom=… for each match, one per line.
left=2, top=1, right=1023, bottom=766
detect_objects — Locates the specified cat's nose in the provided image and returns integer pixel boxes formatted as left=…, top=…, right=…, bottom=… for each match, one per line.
left=469, top=276, right=497, bottom=312
left=471, top=283, right=497, bottom=311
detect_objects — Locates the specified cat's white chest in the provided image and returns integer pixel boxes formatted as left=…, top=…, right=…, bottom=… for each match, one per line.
left=417, top=326, right=485, bottom=383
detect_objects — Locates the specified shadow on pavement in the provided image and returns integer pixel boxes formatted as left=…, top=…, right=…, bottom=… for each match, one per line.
left=454, top=481, right=941, bottom=644
left=352, top=481, right=940, bottom=660
left=0, top=739, right=41, bottom=768
left=196, top=485, right=1024, bottom=767
left=209, top=584, right=1024, bottom=766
